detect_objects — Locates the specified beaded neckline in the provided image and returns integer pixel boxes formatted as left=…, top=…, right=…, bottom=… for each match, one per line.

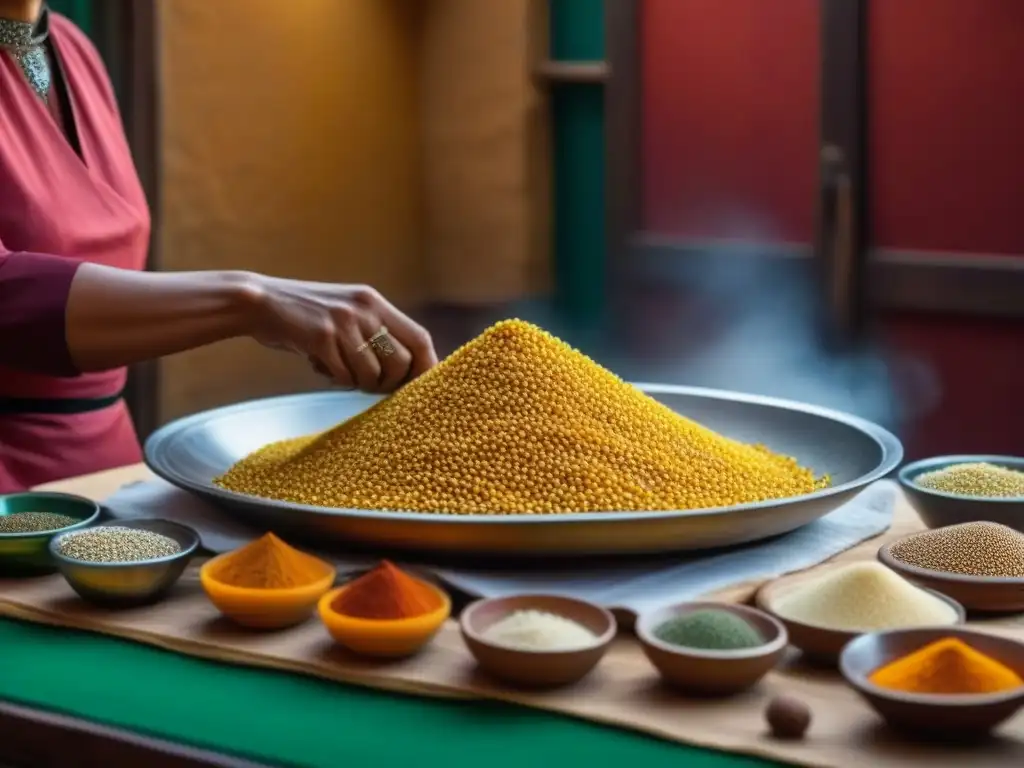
left=0, top=6, right=51, bottom=100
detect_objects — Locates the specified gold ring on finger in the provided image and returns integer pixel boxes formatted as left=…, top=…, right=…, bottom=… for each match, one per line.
left=355, top=325, right=385, bottom=354
left=369, top=327, right=396, bottom=358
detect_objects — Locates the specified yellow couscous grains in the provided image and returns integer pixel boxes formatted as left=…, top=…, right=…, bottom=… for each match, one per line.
left=215, top=320, right=829, bottom=515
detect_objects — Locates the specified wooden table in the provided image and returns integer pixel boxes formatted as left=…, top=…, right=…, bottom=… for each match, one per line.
left=0, top=465, right=782, bottom=768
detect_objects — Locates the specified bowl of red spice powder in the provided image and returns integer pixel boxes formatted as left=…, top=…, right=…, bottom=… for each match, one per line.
left=318, top=560, right=452, bottom=658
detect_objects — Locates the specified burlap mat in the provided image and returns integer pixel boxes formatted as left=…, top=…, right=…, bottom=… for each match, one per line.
left=15, top=469, right=1024, bottom=767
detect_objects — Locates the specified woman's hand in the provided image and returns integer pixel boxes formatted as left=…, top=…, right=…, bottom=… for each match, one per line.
left=246, top=275, right=438, bottom=392
left=64, top=265, right=437, bottom=391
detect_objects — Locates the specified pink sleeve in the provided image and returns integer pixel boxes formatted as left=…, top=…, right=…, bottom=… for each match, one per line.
left=0, top=249, right=83, bottom=376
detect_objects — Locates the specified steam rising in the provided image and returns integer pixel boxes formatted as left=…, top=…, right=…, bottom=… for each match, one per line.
left=517, top=246, right=939, bottom=433
left=643, top=255, right=908, bottom=429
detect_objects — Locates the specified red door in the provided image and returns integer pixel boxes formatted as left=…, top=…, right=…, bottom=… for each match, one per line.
left=634, top=0, right=1024, bottom=458
left=871, top=0, right=1024, bottom=458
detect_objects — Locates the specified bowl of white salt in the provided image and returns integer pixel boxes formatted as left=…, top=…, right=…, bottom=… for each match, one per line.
left=460, top=594, right=616, bottom=688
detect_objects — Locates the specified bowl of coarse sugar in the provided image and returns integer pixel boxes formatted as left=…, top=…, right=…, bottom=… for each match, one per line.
left=899, top=455, right=1024, bottom=532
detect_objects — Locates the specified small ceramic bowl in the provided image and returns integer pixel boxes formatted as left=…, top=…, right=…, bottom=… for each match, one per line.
left=0, top=493, right=100, bottom=575
left=898, top=455, right=1024, bottom=532
left=757, top=571, right=965, bottom=665
left=635, top=601, right=787, bottom=696
left=201, top=548, right=335, bottom=629
left=879, top=539, right=1024, bottom=613
left=49, top=519, right=199, bottom=608
left=460, top=594, right=615, bottom=688
left=840, top=627, right=1024, bottom=740
left=318, top=577, right=451, bottom=657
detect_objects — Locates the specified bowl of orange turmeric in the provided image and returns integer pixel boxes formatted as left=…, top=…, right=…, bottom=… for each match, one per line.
left=318, top=560, right=451, bottom=658
left=200, top=533, right=336, bottom=629
left=840, top=627, right=1024, bottom=739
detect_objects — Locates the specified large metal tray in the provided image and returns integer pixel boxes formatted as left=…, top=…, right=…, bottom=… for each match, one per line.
left=144, top=385, right=902, bottom=557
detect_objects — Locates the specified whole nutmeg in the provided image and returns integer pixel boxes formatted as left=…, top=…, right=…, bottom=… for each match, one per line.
left=765, top=695, right=811, bottom=740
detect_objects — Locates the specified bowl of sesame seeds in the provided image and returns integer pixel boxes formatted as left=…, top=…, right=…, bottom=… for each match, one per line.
left=0, top=492, right=101, bottom=574
left=49, top=519, right=199, bottom=608
left=879, top=522, right=1024, bottom=612
left=898, top=455, right=1024, bottom=533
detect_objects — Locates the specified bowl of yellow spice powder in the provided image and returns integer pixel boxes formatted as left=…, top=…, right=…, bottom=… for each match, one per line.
left=201, top=533, right=336, bottom=629
left=841, top=627, right=1024, bottom=740
left=899, top=455, right=1024, bottom=532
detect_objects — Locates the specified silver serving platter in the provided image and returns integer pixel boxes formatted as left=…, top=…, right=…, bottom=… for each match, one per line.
left=144, top=385, right=902, bottom=557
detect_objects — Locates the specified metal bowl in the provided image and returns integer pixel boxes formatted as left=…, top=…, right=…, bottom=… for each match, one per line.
left=49, top=519, right=200, bottom=608
left=898, top=455, right=1024, bottom=532
left=0, top=493, right=101, bottom=575
left=144, top=386, right=903, bottom=557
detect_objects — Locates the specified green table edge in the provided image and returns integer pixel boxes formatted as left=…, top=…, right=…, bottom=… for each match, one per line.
left=0, top=617, right=785, bottom=768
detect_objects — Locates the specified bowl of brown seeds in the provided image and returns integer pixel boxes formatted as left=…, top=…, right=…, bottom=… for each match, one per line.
left=898, top=455, right=1024, bottom=532
left=0, top=492, right=101, bottom=575
left=49, top=519, right=199, bottom=608
left=879, top=521, right=1024, bottom=612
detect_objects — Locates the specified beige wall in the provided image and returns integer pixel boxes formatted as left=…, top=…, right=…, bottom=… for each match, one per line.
left=157, top=0, right=550, bottom=421
left=419, top=0, right=550, bottom=304
left=158, top=0, right=422, bottom=421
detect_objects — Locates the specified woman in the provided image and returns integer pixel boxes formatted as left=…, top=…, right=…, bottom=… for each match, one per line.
left=0, top=2, right=437, bottom=492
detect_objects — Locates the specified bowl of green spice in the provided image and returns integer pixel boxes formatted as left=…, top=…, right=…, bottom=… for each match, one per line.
left=898, top=455, right=1024, bottom=532
left=635, top=602, right=787, bottom=696
left=0, top=493, right=101, bottom=574
left=49, top=519, right=199, bottom=608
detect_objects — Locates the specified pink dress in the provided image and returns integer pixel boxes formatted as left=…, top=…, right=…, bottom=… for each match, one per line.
left=0, top=13, right=149, bottom=491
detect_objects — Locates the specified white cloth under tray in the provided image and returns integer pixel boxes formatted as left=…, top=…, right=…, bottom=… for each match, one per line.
left=103, top=479, right=896, bottom=615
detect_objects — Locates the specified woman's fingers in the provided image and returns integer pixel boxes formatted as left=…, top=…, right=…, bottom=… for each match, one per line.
left=372, top=297, right=438, bottom=379
left=309, top=355, right=330, bottom=377
left=310, top=316, right=354, bottom=387
left=308, top=355, right=356, bottom=390
left=311, top=336, right=354, bottom=389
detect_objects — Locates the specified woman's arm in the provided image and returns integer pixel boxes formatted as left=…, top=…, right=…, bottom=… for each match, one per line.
left=0, top=253, right=437, bottom=392
left=66, top=264, right=260, bottom=371
left=0, top=252, right=260, bottom=376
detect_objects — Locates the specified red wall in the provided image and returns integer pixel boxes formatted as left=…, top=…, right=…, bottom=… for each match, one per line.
left=642, top=0, right=818, bottom=242
left=641, top=0, right=1024, bottom=457
left=870, top=1, right=1024, bottom=255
